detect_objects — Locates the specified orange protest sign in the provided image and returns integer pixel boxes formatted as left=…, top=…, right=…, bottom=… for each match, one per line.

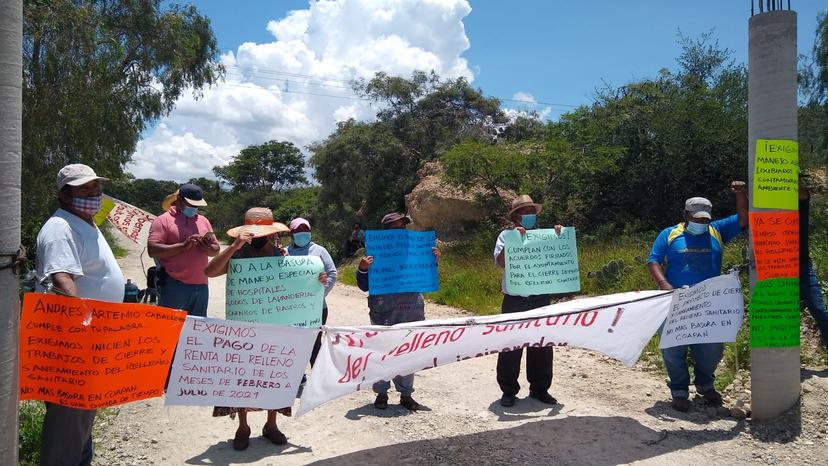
left=749, top=211, right=799, bottom=281
left=19, top=293, right=186, bottom=409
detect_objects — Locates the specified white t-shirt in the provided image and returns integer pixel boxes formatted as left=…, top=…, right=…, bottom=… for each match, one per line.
left=36, top=209, right=125, bottom=303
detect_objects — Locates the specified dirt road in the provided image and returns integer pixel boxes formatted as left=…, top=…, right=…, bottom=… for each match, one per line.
left=95, top=235, right=828, bottom=465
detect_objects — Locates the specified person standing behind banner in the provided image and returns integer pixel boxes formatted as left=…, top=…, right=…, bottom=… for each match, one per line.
left=35, top=164, right=125, bottom=466
left=287, top=217, right=337, bottom=368
left=647, top=181, right=748, bottom=412
left=356, top=212, right=441, bottom=411
left=147, top=183, right=219, bottom=316
left=204, top=208, right=328, bottom=450
left=493, top=195, right=562, bottom=408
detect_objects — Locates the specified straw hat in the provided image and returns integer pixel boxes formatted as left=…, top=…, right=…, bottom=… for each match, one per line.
left=226, top=208, right=289, bottom=238
left=508, top=194, right=542, bottom=217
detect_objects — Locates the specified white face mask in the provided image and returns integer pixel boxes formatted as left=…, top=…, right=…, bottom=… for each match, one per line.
left=686, top=221, right=708, bottom=235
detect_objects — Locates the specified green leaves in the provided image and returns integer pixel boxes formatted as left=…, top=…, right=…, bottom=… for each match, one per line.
left=214, top=140, right=306, bottom=192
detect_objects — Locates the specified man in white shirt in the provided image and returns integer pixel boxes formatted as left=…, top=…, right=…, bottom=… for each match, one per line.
left=35, top=164, right=125, bottom=466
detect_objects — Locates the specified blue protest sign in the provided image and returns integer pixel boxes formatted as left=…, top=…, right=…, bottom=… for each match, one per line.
left=366, top=229, right=439, bottom=295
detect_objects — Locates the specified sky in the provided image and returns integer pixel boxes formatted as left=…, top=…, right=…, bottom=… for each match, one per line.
left=128, top=0, right=827, bottom=181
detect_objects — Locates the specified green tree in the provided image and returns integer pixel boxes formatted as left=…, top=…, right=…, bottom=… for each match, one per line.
left=311, top=71, right=506, bottom=243
left=213, top=140, right=306, bottom=192
left=22, top=0, right=223, bottom=250
left=107, top=176, right=179, bottom=215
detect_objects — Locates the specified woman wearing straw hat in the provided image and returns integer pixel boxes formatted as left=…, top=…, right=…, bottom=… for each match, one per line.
left=493, top=195, right=562, bottom=408
left=204, top=207, right=328, bottom=450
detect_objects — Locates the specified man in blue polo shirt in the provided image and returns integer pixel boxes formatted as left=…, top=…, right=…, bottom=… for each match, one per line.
left=647, top=181, right=748, bottom=412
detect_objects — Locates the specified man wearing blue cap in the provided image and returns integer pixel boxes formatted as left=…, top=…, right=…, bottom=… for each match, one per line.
left=148, top=183, right=219, bottom=316
left=647, top=181, right=748, bottom=412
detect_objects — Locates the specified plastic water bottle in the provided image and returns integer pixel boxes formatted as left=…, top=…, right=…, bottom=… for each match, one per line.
left=124, top=279, right=139, bottom=303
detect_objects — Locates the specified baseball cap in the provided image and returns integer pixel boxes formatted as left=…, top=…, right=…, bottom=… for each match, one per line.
left=685, top=197, right=713, bottom=219
left=289, top=218, right=311, bottom=231
left=56, top=164, right=109, bottom=190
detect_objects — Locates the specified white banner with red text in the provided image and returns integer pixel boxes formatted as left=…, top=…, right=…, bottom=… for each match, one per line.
left=297, top=289, right=673, bottom=416
left=94, top=196, right=156, bottom=244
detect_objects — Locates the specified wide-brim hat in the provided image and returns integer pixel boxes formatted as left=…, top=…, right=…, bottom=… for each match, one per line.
left=508, top=194, right=542, bottom=217
left=381, top=212, right=412, bottom=226
left=226, top=207, right=289, bottom=238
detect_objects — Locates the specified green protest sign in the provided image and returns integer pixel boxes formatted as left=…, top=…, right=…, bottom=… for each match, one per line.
left=504, top=227, right=580, bottom=296
left=749, top=278, right=800, bottom=348
left=226, top=256, right=324, bottom=327
left=753, top=139, right=798, bottom=210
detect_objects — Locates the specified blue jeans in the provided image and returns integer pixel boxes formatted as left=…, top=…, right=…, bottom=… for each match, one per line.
left=802, top=261, right=828, bottom=348
left=373, top=374, right=414, bottom=396
left=660, top=343, right=724, bottom=398
left=158, top=277, right=209, bottom=317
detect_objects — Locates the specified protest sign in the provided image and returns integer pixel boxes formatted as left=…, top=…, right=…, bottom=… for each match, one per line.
left=749, top=211, right=799, bottom=281
left=659, top=272, right=744, bottom=349
left=749, top=278, right=800, bottom=348
left=297, top=289, right=672, bottom=416
left=19, top=293, right=185, bottom=409
left=365, top=229, right=438, bottom=295
left=753, top=139, right=799, bottom=210
left=165, top=316, right=317, bottom=409
left=226, top=256, right=324, bottom=327
left=504, top=227, right=580, bottom=295
left=102, top=197, right=157, bottom=244
left=93, top=195, right=117, bottom=226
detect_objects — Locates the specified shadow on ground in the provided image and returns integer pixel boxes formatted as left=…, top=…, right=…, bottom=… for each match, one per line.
left=307, top=414, right=743, bottom=466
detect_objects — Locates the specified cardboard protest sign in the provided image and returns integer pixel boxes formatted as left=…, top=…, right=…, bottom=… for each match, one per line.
left=659, top=272, right=744, bottom=349
left=102, top=197, right=157, bottom=244
left=749, top=278, right=800, bottom=348
left=504, top=227, right=580, bottom=295
left=297, top=289, right=672, bottom=416
left=19, top=293, right=185, bottom=409
left=365, top=230, right=438, bottom=295
left=753, top=139, right=798, bottom=210
left=749, top=211, right=799, bottom=281
left=165, top=316, right=317, bottom=409
left=226, top=256, right=324, bottom=327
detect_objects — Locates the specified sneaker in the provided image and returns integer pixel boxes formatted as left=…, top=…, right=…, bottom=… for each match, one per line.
left=500, top=393, right=517, bottom=407
left=374, top=393, right=389, bottom=410
left=529, top=391, right=558, bottom=405
left=261, top=425, right=287, bottom=445
left=671, top=396, right=691, bottom=412
left=400, top=395, right=420, bottom=411
left=698, top=388, right=723, bottom=404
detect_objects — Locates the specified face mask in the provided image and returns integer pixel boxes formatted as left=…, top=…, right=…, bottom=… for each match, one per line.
left=293, top=232, right=311, bottom=247
left=686, top=221, right=708, bottom=235
left=251, top=237, right=269, bottom=249
left=520, top=214, right=537, bottom=229
left=72, top=193, right=103, bottom=216
left=182, top=206, right=198, bottom=218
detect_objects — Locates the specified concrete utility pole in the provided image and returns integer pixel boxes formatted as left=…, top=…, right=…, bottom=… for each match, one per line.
left=0, top=0, right=22, bottom=462
left=747, top=2, right=800, bottom=420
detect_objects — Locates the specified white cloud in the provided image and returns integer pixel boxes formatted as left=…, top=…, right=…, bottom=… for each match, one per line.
left=512, top=91, right=536, bottom=103
left=502, top=90, right=553, bottom=123
left=128, top=0, right=474, bottom=182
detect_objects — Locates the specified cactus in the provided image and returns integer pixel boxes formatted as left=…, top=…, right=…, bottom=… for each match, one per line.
left=589, top=258, right=631, bottom=286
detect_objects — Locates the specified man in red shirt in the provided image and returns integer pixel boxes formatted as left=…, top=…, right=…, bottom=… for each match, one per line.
left=148, top=183, right=219, bottom=316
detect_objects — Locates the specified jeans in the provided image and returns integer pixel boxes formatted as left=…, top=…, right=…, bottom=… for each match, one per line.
left=41, top=403, right=96, bottom=466
left=661, top=343, right=724, bottom=398
left=158, top=276, right=209, bottom=317
left=373, top=374, right=415, bottom=396
left=802, top=260, right=828, bottom=348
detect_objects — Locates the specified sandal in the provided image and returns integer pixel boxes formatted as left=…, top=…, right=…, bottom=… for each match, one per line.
left=232, top=425, right=251, bottom=451
left=262, top=425, right=287, bottom=445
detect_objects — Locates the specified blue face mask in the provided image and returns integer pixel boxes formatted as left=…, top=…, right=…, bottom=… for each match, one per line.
left=520, top=214, right=537, bottom=229
left=686, top=221, right=708, bottom=235
left=182, top=206, right=198, bottom=218
left=292, top=232, right=311, bottom=248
